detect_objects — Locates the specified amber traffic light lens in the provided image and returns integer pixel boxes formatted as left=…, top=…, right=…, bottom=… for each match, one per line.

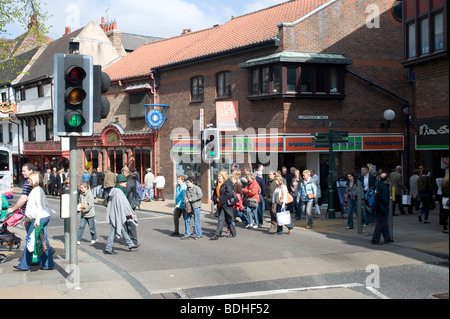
left=66, top=88, right=86, bottom=105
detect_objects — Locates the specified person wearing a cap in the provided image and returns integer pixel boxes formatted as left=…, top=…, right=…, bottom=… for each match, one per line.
left=104, top=174, right=138, bottom=254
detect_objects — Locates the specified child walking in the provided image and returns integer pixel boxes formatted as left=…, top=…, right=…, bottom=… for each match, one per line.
left=77, top=182, right=97, bottom=245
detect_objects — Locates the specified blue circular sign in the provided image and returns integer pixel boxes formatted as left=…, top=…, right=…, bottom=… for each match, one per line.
left=147, top=109, right=164, bottom=129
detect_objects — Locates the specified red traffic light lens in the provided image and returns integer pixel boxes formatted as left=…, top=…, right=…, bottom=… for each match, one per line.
left=66, top=66, right=86, bottom=83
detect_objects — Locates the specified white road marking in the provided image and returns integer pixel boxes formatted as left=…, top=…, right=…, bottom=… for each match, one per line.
left=197, top=283, right=365, bottom=299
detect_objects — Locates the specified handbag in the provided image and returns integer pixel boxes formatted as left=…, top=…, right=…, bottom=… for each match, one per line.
left=246, top=198, right=258, bottom=208
left=307, top=193, right=314, bottom=199
left=276, top=209, right=291, bottom=226
left=185, top=200, right=192, bottom=213
left=402, top=194, right=412, bottom=205
left=226, top=191, right=239, bottom=206
left=280, top=192, right=294, bottom=204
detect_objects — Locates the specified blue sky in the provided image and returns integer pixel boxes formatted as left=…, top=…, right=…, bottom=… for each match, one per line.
left=6, top=0, right=286, bottom=40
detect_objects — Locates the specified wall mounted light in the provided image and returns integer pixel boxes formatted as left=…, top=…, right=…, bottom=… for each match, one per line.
left=381, top=109, right=395, bottom=128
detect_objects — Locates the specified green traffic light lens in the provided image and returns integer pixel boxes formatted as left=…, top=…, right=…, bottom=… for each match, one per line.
left=68, top=114, right=83, bottom=127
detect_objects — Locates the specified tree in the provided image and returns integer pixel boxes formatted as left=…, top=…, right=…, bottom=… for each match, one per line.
left=1, top=0, right=50, bottom=65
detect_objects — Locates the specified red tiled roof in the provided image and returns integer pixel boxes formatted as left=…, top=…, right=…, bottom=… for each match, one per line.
left=105, top=0, right=331, bottom=81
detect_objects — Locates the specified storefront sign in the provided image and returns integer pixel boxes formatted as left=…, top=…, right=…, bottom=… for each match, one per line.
left=216, top=101, right=239, bottom=131
left=173, top=135, right=404, bottom=154
left=416, top=117, right=449, bottom=150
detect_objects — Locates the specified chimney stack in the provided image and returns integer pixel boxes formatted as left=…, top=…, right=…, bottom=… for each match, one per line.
left=64, top=26, right=71, bottom=36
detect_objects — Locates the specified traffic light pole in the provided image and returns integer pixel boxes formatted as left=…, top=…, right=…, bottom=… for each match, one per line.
left=69, top=136, right=79, bottom=287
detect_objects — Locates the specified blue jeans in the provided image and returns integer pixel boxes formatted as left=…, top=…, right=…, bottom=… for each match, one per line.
left=302, top=200, right=314, bottom=227
left=105, top=223, right=135, bottom=252
left=418, top=194, right=432, bottom=221
left=246, top=205, right=259, bottom=226
left=236, top=209, right=248, bottom=224
left=184, top=207, right=202, bottom=237
left=294, top=196, right=302, bottom=219
left=18, top=216, right=54, bottom=270
left=77, top=216, right=97, bottom=242
left=144, top=185, right=153, bottom=200
left=347, top=198, right=357, bottom=229
left=258, top=194, right=265, bottom=225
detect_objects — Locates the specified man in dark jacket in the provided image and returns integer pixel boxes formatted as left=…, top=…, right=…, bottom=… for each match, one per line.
left=371, top=172, right=393, bottom=245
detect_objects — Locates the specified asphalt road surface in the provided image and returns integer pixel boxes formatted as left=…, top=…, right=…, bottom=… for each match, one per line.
left=13, top=195, right=449, bottom=299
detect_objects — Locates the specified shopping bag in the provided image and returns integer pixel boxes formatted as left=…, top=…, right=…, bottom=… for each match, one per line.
left=443, top=197, right=449, bottom=210
left=26, top=228, right=36, bottom=253
left=276, top=209, right=291, bottom=226
left=315, top=205, right=321, bottom=215
left=38, top=228, right=51, bottom=252
left=32, top=225, right=43, bottom=263
left=5, top=210, right=25, bottom=227
left=402, top=194, right=412, bottom=205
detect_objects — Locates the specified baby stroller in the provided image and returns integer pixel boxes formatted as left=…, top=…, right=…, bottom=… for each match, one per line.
left=0, top=211, right=23, bottom=263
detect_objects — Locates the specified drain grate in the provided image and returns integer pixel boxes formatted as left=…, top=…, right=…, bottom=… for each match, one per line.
left=432, top=293, right=449, bottom=299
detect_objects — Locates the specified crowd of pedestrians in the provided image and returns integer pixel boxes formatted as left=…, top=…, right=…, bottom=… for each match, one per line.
left=6, top=161, right=448, bottom=269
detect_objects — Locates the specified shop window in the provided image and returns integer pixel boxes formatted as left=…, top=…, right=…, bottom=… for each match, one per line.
left=129, top=92, right=147, bottom=119
left=216, top=71, right=231, bottom=99
left=191, top=76, right=204, bottom=102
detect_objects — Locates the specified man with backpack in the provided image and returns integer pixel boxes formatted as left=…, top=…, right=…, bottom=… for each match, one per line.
left=371, top=172, right=394, bottom=245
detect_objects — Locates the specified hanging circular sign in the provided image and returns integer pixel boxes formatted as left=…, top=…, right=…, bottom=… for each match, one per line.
left=147, top=109, right=164, bottom=129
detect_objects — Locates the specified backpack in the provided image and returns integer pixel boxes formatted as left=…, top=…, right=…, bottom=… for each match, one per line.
left=135, top=181, right=144, bottom=202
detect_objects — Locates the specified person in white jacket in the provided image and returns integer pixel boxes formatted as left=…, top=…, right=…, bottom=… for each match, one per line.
left=14, top=172, right=54, bottom=271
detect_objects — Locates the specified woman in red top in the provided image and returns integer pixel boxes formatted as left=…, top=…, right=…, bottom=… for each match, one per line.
left=243, top=172, right=261, bottom=229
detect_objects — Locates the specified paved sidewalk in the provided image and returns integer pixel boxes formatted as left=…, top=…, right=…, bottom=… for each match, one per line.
left=1, top=190, right=448, bottom=299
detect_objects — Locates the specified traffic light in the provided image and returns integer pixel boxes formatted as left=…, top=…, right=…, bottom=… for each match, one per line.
left=93, top=65, right=111, bottom=122
left=203, top=128, right=221, bottom=162
left=53, top=53, right=93, bottom=137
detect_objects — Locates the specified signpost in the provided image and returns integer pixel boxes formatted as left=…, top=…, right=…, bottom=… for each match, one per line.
left=312, top=122, right=348, bottom=219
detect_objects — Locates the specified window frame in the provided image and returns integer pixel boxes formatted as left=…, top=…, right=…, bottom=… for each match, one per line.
left=190, top=76, right=204, bottom=102
left=248, top=63, right=346, bottom=99
left=403, top=0, right=447, bottom=64
left=216, top=71, right=232, bottom=99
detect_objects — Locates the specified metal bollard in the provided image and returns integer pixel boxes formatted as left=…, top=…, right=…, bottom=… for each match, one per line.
left=357, top=180, right=363, bottom=234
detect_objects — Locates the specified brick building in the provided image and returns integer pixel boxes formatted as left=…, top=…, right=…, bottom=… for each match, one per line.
left=104, top=0, right=413, bottom=200
left=401, top=0, right=449, bottom=178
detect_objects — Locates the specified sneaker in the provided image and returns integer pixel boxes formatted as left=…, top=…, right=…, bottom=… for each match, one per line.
left=245, top=224, right=253, bottom=229
left=252, top=225, right=258, bottom=229
left=77, top=241, right=81, bottom=245
left=90, top=239, right=97, bottom=244
left=180, top=236, right=190, bottom=240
